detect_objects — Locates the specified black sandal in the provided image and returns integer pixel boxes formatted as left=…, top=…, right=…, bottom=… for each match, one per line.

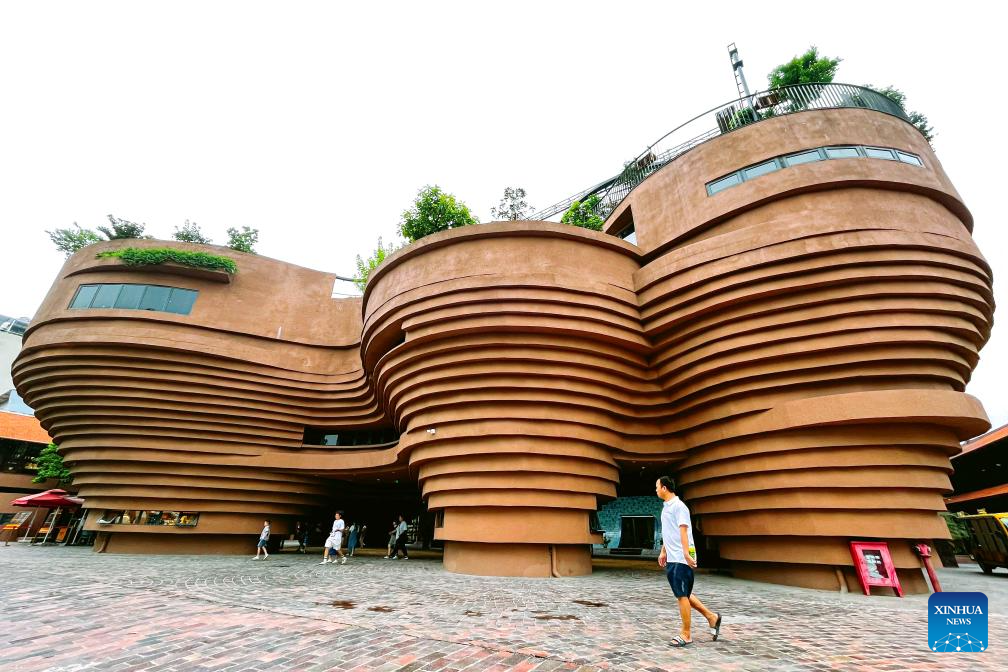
left=711, top=613, right=722, bottom=641
left=670, top=635, right=693, bottom=648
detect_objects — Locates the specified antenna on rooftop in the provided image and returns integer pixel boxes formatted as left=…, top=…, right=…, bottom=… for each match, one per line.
left=727, top=43, right=752, bottom=100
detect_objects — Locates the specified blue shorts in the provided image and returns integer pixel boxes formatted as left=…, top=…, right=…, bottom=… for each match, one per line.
left=666, top=562, right=694, bottom=598
left=257, top=539, right=268, bottom=548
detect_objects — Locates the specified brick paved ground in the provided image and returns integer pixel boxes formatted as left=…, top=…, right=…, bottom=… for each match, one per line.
left=1, top=545, right=1005, bottom=671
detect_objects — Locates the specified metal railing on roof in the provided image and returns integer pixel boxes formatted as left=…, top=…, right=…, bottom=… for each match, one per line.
left=527, top=83, right=910, bottom=224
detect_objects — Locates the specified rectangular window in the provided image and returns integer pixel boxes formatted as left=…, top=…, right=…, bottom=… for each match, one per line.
left=114, top=284, right=146, bottom=310
left=138, top=285, right=171, bottom=311
left=864, top=147, right=896, bottom=160
left=783, top=150, right=823, bottom=167
left=70, top=285, right=99, bottom=309
left=91, top=284, right=123, bottom=309
left=896, top=151, right=923, bottom=166
left=706, top=173, right=742, bottom=195
left=742, top=159, right=780, bottom=180
left=825, top=146, right=860, bottom=159
left=165, top=288, right=198, bottom=315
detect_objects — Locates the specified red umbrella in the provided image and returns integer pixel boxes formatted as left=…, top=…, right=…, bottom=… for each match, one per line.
left=11, top=489, right=83, bottom=508
left=11, top=489, right=84, bottom=544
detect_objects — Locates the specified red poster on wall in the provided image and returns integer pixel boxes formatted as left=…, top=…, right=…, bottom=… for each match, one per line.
left=849, top=541, right=903, bottom=597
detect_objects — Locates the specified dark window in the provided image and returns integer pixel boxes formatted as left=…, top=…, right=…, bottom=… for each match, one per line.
left=897, top=151, right=923, bottom=166
left=67, top=283, right=197, bottom=315
left=115, top=284, right=146, bottom=310
left=707, top=173, right=742, bottom=195
left=864, top=146, right=896, bottom=160
left=305, top=426, right=400, bottom=447
left=0, top=438, right=44, bottom=474
left=783, top=150, right=823, bottom=167
left=139, top=285, right=171, bottom=311
left=825, top=146, right=860, bottom=159
left=742, top=159, right=780, bottom=180
left=165, top=288, right=198, bottom=314
left=91, top=284, right=123, bottom=309
left=70, top=285, right=99, bottom=309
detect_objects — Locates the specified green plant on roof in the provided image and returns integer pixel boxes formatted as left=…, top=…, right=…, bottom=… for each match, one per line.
left=97, top=247, right=238, bottom=274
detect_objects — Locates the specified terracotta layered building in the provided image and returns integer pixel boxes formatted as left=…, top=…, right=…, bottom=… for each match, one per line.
left=13, top=87, right=995, bottom=592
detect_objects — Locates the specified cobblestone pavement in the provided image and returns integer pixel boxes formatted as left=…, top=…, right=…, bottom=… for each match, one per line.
left=1, top=546, right=1006, bottom=671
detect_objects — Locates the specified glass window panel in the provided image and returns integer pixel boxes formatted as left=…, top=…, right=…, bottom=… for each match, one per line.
left=138, top=285, right=171, bottom=311
left=164, top=288, right=197, bottom=315
left=864, top=147, right=896, bottom=160
left=742, top=160, right=780, bottom=180
left=70, top=285, right=99, bottom=309
left=784, top=150, right=823, bottom=167
left=624, top=230, right=637, bottom=245
left=896, top=151, right=923, bottom=166
left=114, top=284, right=145, bottom=309
left=707, top=173, right=742, bottom=195
left=825, top=146, right=860, bottom=159
left=91, top=284, right=123, bottom=309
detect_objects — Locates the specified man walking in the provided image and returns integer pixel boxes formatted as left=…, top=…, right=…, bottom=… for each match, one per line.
left=391, top=514, right=409, bottom=559
left=253, top=519, right=270, bottom=560
left=319, top=511, right=347, bottom=565
left=656, top=476, right=722, bottom=647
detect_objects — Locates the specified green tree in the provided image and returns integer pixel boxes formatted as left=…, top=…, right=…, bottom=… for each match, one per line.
left=490, top=186, right=533, bottom=221
left=768, top=46, right=841, bottom=113
left=866, top=84, right=935, bottom=144
left=768, top=46, right=841, bottom=88
left=32, top=443, right=72, bottom=485
left=399, top=185, right=479, bottom=243
left=561, top=194, right=604, bottom=231
left=96, top=214, right=148, bottom=240
left=226, top=226, right=259, bottom=253
left=46, top=223, right=102, bottom=257
left=353, top=236, right=402, bottom=292
left=173, top=220, right=213, bottom=244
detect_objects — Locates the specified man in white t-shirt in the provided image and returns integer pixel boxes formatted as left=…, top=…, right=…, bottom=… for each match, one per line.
left=319, top=511, right=347, bottom=565
left=656, top=476, right=722, bottom=647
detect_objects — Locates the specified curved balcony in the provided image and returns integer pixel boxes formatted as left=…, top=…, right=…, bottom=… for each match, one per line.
left=528, top=83, right=912, bottom=222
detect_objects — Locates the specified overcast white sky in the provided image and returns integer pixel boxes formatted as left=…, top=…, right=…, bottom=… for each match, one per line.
left=1, top=2, right=1005, bottom=429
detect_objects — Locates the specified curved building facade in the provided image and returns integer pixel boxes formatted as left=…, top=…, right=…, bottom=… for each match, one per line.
left=14, top=105, right=994, bottom=591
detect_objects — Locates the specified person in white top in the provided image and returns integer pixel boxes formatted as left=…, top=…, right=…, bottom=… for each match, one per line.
left=320, top=511, right=348, bottom=565
left=656, top=476, right=722, bottom=647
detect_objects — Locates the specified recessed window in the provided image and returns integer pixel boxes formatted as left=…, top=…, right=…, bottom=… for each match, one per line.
left=139, top=285, right=171, bottom=311
left=707, top=173, right=743, bottom=195
left=743, top=160, right=780, bottom=180
left=896, top=151, right=923, bottom=166
left=70, top=285, right=99, bottom=309
left=115, top=284, right=146, bottom=310
left=165, top=288, right=198, bottom=314
left=825, top=146, right=860, bottom=159
left=617, top=223, right=637, bottom=245
left=69, top=283, right=199, bottom=315
left=91, top=284, right=123, bottom=309
left=864, top=147, right=896, bottom=160
left=705, top=145, right=925, bottom=197
left=783, top=150, right=823, bottom=167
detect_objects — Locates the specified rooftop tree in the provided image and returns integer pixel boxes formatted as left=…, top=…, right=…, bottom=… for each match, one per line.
left=173, top=220, right=213, bottom=244
left=490, top=186, right=533, bottom=221
left=46, top=223, right=102, bottom=257
left=560, top=194, right=604, bottom=231
left=353, top=236, right=402, bottom=292
left=225, top=226, right=259, bottom=254
left=399, top=185, right=478, bottom=243
left=866, top=84, right=935, bottom=144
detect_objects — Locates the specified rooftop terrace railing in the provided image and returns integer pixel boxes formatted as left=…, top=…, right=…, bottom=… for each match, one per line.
left=527, top=83, right=911, bottom=223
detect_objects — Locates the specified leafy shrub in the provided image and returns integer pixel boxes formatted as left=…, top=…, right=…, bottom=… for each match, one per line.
left=561, top=194, right=604, bottom=231
left=399, top=185, right=478, bottom=242
left=97, top=247, right=238, bottom=274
